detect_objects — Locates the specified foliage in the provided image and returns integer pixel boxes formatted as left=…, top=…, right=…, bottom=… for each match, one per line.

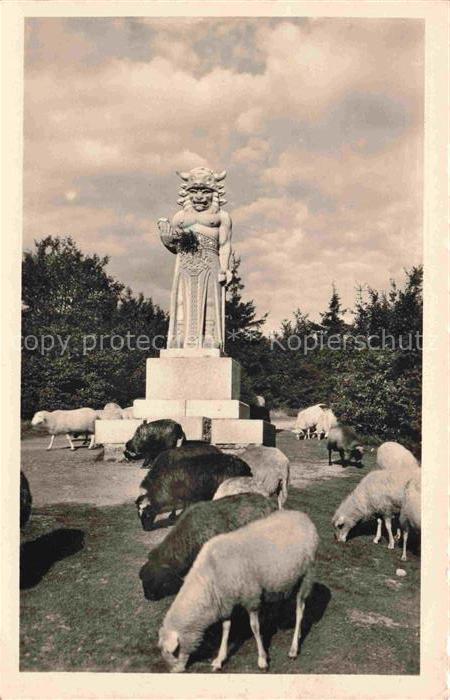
left=21, top=236, right=422, bottom=452
left=21, top=236, right=168, bottom=416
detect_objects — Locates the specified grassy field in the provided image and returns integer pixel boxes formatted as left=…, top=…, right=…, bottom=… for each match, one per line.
left=20, top=432, right=420, bottom=674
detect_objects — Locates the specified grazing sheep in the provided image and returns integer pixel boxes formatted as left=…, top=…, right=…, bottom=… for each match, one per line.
left=332, top=467, right=421, bottom=548
left=142, top=442, right=220, bottom=470
left=20, top=471, right=32, bottom=528
left=231, top=445, right=290, bottom=509
left=158, top=510, right=319, bottom=673
left=31, top=408, right=98, bottom=450
left=376, top=442, right=419, bottom=472
left=140, top=493, right=276, bottom=600
left=124, top=419, right=185, bottom=462
left=293, top=403, right=326, bottom=440
left=121, top=406, right=134, bottom=419
left=327, top=425, right=364, bottom=466
left=96, top=402, right=123, bottom=420
left=399, top=472, right=421, bottom=561
left=313, top=408, right=338, bottom=440
left=136, top=452, right=251, bottom=530
left=213, top=477, right=271, bottom=501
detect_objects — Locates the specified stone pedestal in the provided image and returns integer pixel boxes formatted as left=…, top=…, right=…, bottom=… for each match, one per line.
left=95, top=350, right=271, bottom=453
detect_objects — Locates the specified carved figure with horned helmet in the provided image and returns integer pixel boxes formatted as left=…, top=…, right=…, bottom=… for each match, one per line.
left=157, top=167, right=233, bottom=350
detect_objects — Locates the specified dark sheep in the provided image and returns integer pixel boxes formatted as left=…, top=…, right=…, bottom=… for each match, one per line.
left=327, top=425, right=364, bottom=467
left=140, top=493, right=276, bottom=600
left=20, top=471, right=32, bottom=529
left=124, top=419, right=185, bottom=462
left=136, top=451, right=252, bottom=530
left=142, top=441, right=220, bottom=469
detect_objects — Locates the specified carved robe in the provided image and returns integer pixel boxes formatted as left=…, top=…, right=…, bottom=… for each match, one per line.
left=167, top=230, right=223, bottom=349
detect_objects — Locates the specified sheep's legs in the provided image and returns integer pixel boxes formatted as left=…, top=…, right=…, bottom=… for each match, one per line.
left=211, top=619, right=231, bottom=671
left=66, top=433, right=75, bottom=451
left=373, top=518, right=382, bottom=544
left=401, top=528, right=409, bottom=561
left=288, top=592, right=306, bottom=658
left=47, top=435, right=55, bottom=450
left=88, top=434, right=95, bottom=450
left=395, top=527, right=402, bottom=542
left=249, top=610, right=268, bottom=670
left=328, top=449, right=332, bottom=466
left=384, top=516, right=395, bottom=549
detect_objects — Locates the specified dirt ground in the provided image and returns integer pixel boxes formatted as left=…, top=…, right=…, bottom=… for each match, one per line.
left=20, top=430, right=420, bottom=674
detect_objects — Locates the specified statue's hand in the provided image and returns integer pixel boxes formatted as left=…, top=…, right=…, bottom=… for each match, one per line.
left=157, top=218, right=171, bottom=236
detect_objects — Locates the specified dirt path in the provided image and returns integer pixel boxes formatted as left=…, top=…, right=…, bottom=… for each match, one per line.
left=21, top=430, right=370, bottom=508
left=21, top=435, right=144, bottom=507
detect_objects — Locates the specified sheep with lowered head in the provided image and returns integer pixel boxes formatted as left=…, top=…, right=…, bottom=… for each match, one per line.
left=376, top=441, right=419, bottom=472
left=140, top=493, right=276, bottom=600
left=231, top=445, right=290, bottom=509
left=332, top=467, right=420, bottom=548
left=136, top=451, right=251, bottom=530
left=293, top=403, right=326, bottom=440
left=327, top=425, right=364, bottom=467
left=96, top=402, right=123, bottom=420
left=313, top=408, right=338, bottom=440
left=158, top=509, right=319, bottom=673
left=399, top=471, right=421, bottom=561
left=213, top=477, right=271, bottom=501
left=31, top=408, right=98, bottom=450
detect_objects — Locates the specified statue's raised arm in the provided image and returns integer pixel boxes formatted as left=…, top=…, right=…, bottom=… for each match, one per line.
left=157, top=167, right=233, bottom=350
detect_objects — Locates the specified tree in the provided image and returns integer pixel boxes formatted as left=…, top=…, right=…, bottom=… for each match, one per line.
left=320, top=283, right=347, bottom=336
left=224, top=255, right=271, bottom=404
left=21, top=236, right=168, bottom=416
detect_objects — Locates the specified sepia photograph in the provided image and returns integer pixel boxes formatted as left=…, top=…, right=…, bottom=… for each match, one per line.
left=2, top=1, right=448, bottom=698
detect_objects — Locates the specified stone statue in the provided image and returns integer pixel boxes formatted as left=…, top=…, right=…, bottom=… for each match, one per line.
left=157, top=167, right=232, bottom=350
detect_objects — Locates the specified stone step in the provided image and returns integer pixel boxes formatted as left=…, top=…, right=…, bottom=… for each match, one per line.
left=95, top=415, right=211, bottom=445
left=133, top=398, right=249, bottom=420
left=211, top=419, right=276, bottom=447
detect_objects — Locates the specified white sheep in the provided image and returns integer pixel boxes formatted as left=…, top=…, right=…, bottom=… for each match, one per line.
left=96, top=402, right=123, bottom=420
left=313, top=408, right=338, bottom=440
left=293, top=403, right=326, bottom=440
left=31, top=408, right=98, bottom=451
left=213, top=477, right=271, bottom=501
left=234, top=445, right=290, bottom=509
left=332, top=467, right=420, bottom=549
left=376, top=442, right=419, bottom=472
left=121, top=406, right=135, bottom=419
left=375, top=442, right=419, bottom=541
left=158, top=509, right=319, bottom=673
left=399, top=472, right=421, bottom=561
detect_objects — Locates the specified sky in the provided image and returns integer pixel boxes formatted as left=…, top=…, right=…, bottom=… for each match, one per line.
left=23, top=17, right=424, bottom=332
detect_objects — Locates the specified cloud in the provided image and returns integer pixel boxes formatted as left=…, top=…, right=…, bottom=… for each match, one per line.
left=23, top=17, right=424, bottom=332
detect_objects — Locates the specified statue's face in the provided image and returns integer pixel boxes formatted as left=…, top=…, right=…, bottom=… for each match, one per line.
left=188, top=186, right=214, bottom=211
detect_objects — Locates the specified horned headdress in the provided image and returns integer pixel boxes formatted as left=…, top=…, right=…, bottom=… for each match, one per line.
left=176, top=167, right=227, bottom=210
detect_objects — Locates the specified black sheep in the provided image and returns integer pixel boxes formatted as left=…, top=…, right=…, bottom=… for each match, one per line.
left=142, top=441, right=220, bottom=469
left=124, top=419, right=185, bottom=462
left=20, top=471, right=32, bottom=528
left=327, top=425, right=364, bottom=466
left=136, top=451, right=252, bottom=530
left=139, top=493, right=276, bottom=600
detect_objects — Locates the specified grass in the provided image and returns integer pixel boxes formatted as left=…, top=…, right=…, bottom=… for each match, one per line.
left=20, top=435, right=420, bottom=674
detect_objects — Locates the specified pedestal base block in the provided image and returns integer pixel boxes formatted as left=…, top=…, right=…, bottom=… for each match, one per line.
left=211, top=419, right=276, bottom=447
left=186, top=400, right=249, bottom=419
left=146, top=357, right=240, bottom=400
left=133, top=399, right=185, bottom=418
left=95, top=416, right=211, bottom=445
